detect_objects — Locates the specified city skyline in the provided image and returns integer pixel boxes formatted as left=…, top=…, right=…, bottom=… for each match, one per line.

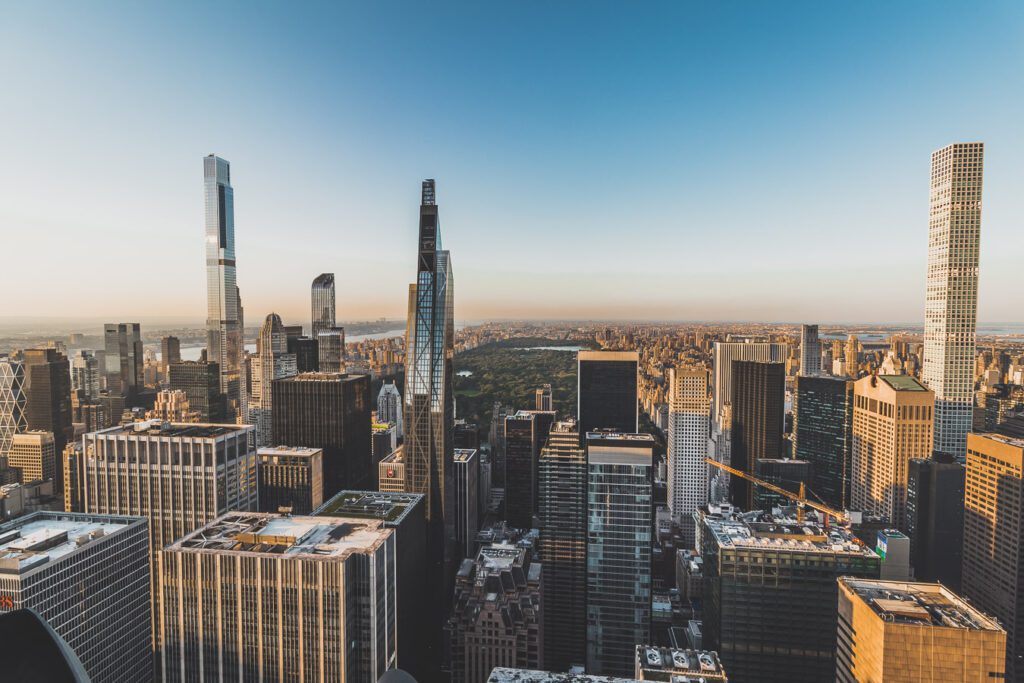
left=3, top=3, right=1024, bottom=324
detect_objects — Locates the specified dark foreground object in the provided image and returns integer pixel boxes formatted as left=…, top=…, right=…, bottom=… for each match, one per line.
left=0, top=608, right=90, bottom=682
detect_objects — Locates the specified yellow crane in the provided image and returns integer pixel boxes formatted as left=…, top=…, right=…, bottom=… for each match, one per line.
left=705, top=458, right=850, bottom=526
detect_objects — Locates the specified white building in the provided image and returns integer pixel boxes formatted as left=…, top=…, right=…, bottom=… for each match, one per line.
left=799, top=324, right=821, bottom=377
left=667, top=367, right=710, bottom=545
left=922, top=142, right=984, bottom=459
left=377, top=380, right=403, bottom=434
left=159, top=511, right=397, bottom=682
left=248, top=313, right=297, bottom=446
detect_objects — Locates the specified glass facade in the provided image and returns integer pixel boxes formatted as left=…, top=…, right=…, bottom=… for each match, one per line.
left=792, top=374, right=853, bottom=510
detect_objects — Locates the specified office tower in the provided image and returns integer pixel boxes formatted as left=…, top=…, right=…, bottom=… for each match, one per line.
left=203, top=154, right=243, bottom=421
left=577, top=351, right=639, bottom=439
left=248, top=313, right=297, bottom=446
left=836, top=578, right=1006, bottom=682
left=449, top=543, right=543, bottom=683
left=799, top=324, right=821, bottom=377
left=504, top=409, right=556, bottom=529
left=377, top=380, right=403, bottom=434
left=159, top=335, right=180, bottom=379
left=379, top=449, right=406, bottom=492
left=906, top=453, right=964, bottom=588
left=146, top=389, right=198, bottom=422
left=21, top=349, right=72, bottom=493
left=315, top=491, right=430, bottom=680
left=373, top=422, right=398, bottom=462
left=403, top=178, right=455, bottom=568
left=71, top=350, right=100, bottom=400
left=792, top=374, right=854, bottom=509
left=102, top=323, right=142, bottom=398
left=167, top=360, right=226, bottom=422
left=8, top=431, right=55, bottom=483
left=80, top=422, right=257, bottom=568
left=537, top=421, right=587, bottom=671
left=0, top=355, right=26, bottom=465
left=453, top=448, right=479, bottom=559
left=287, top=333, right=319, bottom=372
left=850, top=375, right=934, bottom=530
left=845, top=335, right=860, bottom=378
left=700, top=505, right=880, bottom=683
left=667, top=366, right=710, bottom=544
left=159, top=511, right=397, bottom=682
left=729, top=361, right=785, bottom=509
left=62, top=442, right=84, bottom=512
left=311, top=272, right=336, bottom=339
left=318, top=326, right=346, bottom=373
left=634, top=646, right=728, bottom=681
left=962, top=432, right=1024, bottom=680
left=0, top=511, right=152, bottom=683
left=586, top=432, right=654, bottom=676
left=711, top=341, right=788, bottom=428
left=272, top=372, right=372, bottom=496
left=922, top=143, right=984, bottom=459
left=535, top=383, right=553, bottom=412
left=454, top=420, right=480, bottom=451
left=257, top=445, right=323, bottom=514
left=752, top=458, right=812, bottom=511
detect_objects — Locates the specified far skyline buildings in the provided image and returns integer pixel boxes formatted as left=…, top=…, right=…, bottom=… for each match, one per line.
left=3, top=4, right=1022, bottom=325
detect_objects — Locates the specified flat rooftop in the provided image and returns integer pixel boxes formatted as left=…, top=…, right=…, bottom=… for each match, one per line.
left=878, top=375, right=928, bottom=391
left=972, top=431, right=1024, bottom=450
left=257, top=445, right=321, bottom=457
left=0, top=513, right=140, bottom=575
left=94, top=420, right=248, bottom=439
left=703, top=508, right=874, bottom=557
left=842, top=579, right=1004, bottom=631
left=478, top=543, right=524, bottom=571
left=488, top=669, right=639, bottom=683
left=454, top=448, right=477, bottom=462
left=169, top=512, right=391, bottom=559
left=636, top=645, right=726, bottom=680
left=279, top=372, right=366, bottom=382
left=314, top=490, right=423, bottom=525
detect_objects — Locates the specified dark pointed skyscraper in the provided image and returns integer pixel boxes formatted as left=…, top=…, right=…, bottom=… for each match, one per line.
left=402, top=179, right=454, bottom=680
left=204, top=154, right=243, bottom=421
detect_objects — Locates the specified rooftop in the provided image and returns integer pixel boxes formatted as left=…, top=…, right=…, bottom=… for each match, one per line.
left=487, top=670, right=638, bottom=683
left=257, top=445, right=322, bottom=458
left=168, top=512, right=392, bottom=559
left=972, top=431, right=1024, bottom=450
left=314, top=490, right=423, bottom=525
left=635, top=645, right=727, bottom=681
left=0, top=512, right=141, bottom=575
left=878, top=375, right=928, bottom=392
left=841, top=579, right=1004, bottom=631
left=454, top=448, right=478, bottom=462
left=94, top=420, right=249, bottom=439
left=702, top=506, right=875, bottom=557
left=279, top=372, right=366, bottom=382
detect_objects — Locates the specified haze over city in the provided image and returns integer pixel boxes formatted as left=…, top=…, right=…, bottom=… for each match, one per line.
left=3, top=1, right=1023, bottom=324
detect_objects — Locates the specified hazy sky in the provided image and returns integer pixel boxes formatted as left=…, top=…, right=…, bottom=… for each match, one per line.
left=2, top=2, right=1022, bottom=326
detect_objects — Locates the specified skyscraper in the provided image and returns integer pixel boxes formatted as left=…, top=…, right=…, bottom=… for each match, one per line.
left=962, top=432, right=1024, bottom=680
left=159, top=511, right=397, bottom=683
left=8, top=430, right=55, bottom=483
left=836, top=578, right=1006, bottom=683
left=799, top=324, right=821, bottom=377
left=535, top=383, right=553, bottom=412
left=792, top=374, right=854, bottom=510
left=537, top=421, right=587, bottom=671
left=272, top=372, right=372, bottom=496
left=504, top=409, right=555, bottom=529
left=167, top=360, right=226, bottom=422
left=403, top=178, right=455, bottom=569
left=667, top=366, right=710, bottom=544
left=256, top=445, right=323, bottom=514
left=377, top=380, right=403, bottom=433
left=21, top=348, right=72, bottom=493
left=311, top=272, right=336, bottom=339
left=452, top=447, right=479, bottom=559
left=906, top=453, right=964, bottom=589
left=71, top=350, right=100, bottom=400
left=0, top=511, right=152, bottom=683
left=729, top=360, right=785, bottom=509
left=448, top=542, right=543, bottom=683
left=711, top=341, right=788, bottom=427
left=203, top=154, right=243, bottom=421
left=102, top=323, right=142, bottom=399
left=0, top=355, right=26, bottom=465
left=923, top=142, right=984, bottom=459
left=850, top=375, right=934, bottom=530
left=248, top=313, right=297, bottom=445
left=586, top=431, right=653, bottom=676
left=577, top=351, right=639, bottom=440
left=159, top=335, right=180, bottom=378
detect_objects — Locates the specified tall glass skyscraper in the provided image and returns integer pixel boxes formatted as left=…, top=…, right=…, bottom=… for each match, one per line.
left=922, top=142, right=984, bottom=459
left=311, top=273, right=335, bottom=339
left=204, top=154, right=243, bottom=421
left=403, top=179, right=455, bottom=529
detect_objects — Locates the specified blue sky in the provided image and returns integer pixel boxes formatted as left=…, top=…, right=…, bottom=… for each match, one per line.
left=1, top=1, right=1022, bottom=325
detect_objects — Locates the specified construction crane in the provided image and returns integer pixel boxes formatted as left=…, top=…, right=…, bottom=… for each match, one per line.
left=705, top=458, right=850, bottom=526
